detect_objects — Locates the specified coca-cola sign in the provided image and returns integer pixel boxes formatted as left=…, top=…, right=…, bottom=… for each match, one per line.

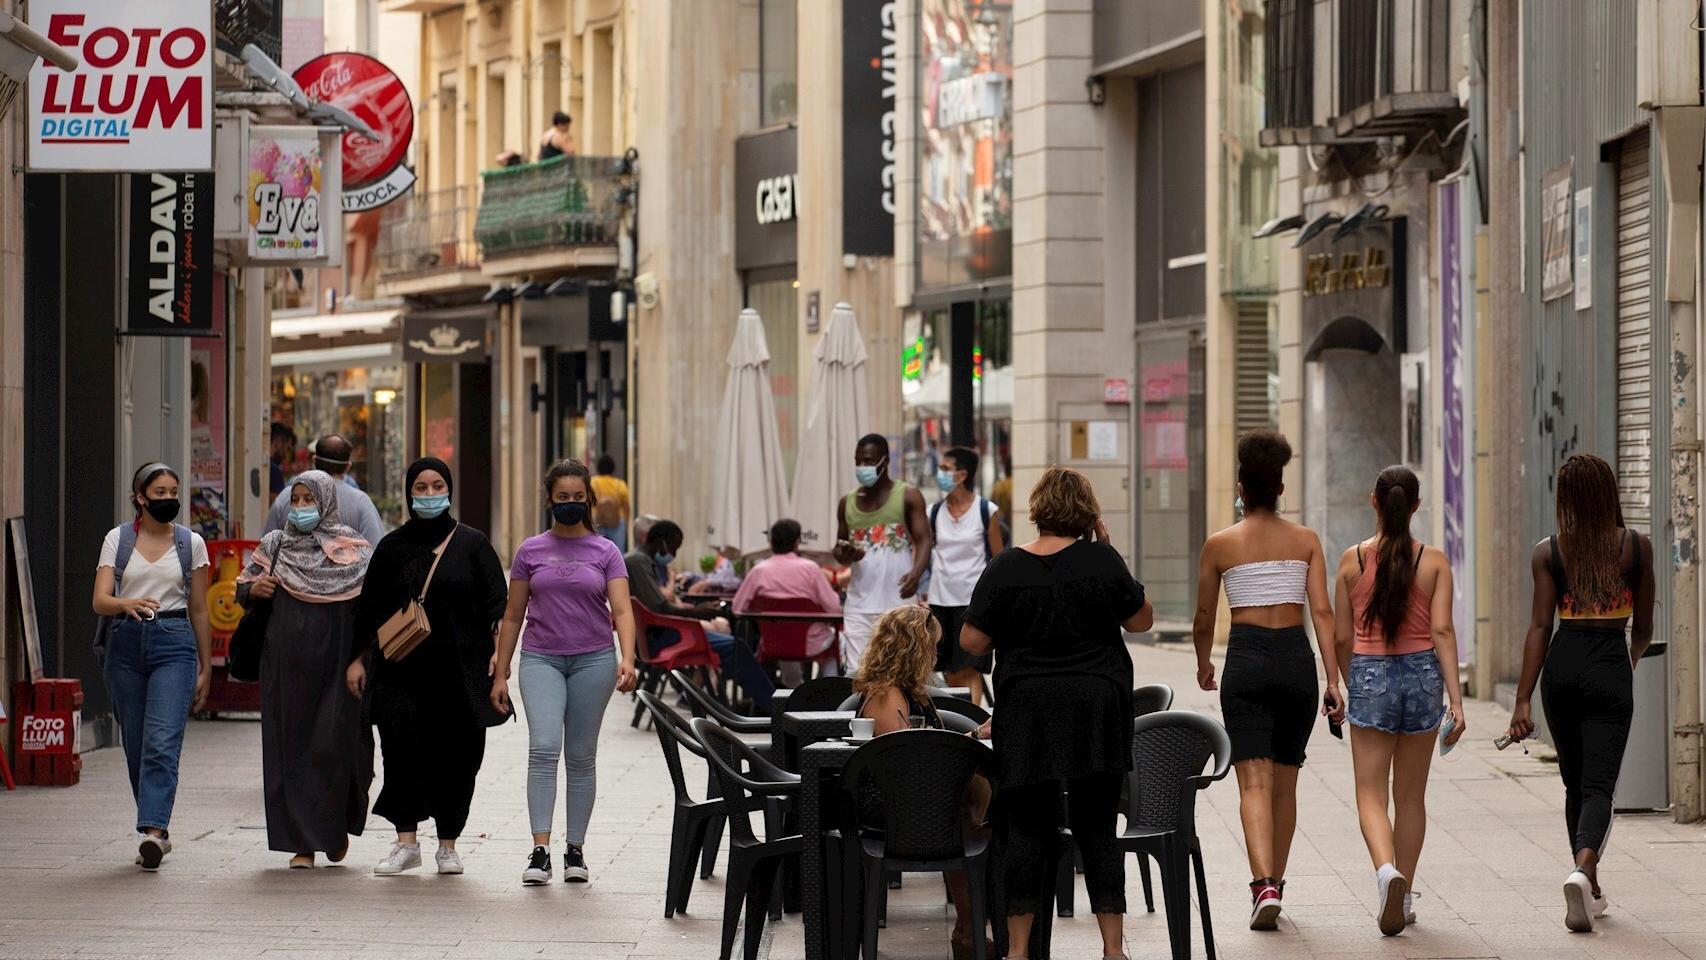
left=291, top=52, right=415, bottom=211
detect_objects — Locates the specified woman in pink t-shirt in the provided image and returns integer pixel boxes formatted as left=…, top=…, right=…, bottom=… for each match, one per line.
left=491, top=459, right=638, bottom=886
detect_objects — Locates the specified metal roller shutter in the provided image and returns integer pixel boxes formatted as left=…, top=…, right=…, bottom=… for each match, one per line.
left=1615, top=134, right=1653, bottom=531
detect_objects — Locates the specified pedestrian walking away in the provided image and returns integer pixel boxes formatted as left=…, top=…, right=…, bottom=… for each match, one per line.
left=961, top=467, right=1154, bottom=960
left=833, top=433, right=932, bottom=673
left=590, top=454, right=632, bottom=548
left=627, top=520, right=776, bottom=709
left=1333, top=465, right=1466, bottom=935
left=92, top=462, right=213, bottom=871
left=492, top=458, right=640, bottom=886
left=237, top=470, right=374, bottom=869
left=263, top=433, right=387, bottom=546
left=1505, top=453, right=1655, bottom=932
left=926, top=445, right=1004, bottom=705
left=351, top=458, right=510, bottom=877
left=1192, top=430, right=1343, bottom=931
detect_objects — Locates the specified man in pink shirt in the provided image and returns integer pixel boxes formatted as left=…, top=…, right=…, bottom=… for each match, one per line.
left=734, top=519, right=843, bottom=685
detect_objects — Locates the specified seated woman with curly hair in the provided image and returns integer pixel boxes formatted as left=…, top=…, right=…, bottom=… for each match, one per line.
left=853, top=605, right=992, bottom=960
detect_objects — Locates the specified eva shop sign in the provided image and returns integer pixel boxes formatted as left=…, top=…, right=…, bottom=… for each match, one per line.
left=245, top=126, right=344, bottom=265
left=26, top=0, right=214, bottom=172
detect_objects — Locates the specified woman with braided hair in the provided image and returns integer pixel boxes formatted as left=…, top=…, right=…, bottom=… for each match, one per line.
left=1506, top=454, right=1655, bottom=932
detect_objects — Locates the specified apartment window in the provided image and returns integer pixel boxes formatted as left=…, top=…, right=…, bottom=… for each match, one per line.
left=485, top=59, right=511, bottom=168
left=541, top=41, right=563, bottom=135
left=760, top=0, right=797, bottom=125
left=433, top=72, right=457, bottom=192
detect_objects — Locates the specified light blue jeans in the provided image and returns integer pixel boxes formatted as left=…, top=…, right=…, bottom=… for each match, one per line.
left=103, top=617, right=199, bottom=833
left=519, top=646, right=617, bottom=843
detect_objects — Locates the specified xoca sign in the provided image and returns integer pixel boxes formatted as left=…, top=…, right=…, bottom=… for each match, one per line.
left=26, top=0, right=214, bottom=172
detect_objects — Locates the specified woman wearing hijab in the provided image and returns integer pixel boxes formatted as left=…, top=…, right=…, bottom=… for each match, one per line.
left=237, top=470, right=373, bottom=868
left=350, top=458, right=509, bottom=877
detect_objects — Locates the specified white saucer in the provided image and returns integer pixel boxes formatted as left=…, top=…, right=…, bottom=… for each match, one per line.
left=843, top=735, right=875, bottom=744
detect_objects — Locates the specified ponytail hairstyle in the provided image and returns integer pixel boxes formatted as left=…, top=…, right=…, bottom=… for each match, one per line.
left=1556, top=454, right=1625, bottom=611
left=1363, top=465, right=1421, bottom=644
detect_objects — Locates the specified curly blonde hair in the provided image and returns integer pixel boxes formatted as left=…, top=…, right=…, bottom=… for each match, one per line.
left=852, top=605, right=940, bottom=703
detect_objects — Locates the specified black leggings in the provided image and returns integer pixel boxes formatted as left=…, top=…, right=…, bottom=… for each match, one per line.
left=1540, top=624, right=1633, bottom=856
left=1000, top=774, right=1125, bottom=916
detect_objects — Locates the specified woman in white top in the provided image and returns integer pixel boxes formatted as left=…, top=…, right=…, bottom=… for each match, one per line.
left=926, top=446, right=1003, bottom=705
left=1191, top=431, right=1342, bottom=930
left=92, top=463, right=212, bottom=871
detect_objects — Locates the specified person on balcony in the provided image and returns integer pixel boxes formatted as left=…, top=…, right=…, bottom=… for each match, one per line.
left=539, top=111, right=576, bottom=160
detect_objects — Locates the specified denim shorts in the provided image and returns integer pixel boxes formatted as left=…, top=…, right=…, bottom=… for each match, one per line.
left=1347, top=649, right=1445, bottom=735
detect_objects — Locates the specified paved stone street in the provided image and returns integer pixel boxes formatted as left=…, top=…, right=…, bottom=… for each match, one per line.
left=6, top=641, right=1706, bottom=960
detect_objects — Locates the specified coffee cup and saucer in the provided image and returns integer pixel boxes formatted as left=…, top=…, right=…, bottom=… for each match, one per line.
left=845, top=717, right=876, bottom=743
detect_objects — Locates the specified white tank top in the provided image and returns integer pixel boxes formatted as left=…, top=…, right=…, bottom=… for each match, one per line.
left=1222, top=559, right=1309, bottom=608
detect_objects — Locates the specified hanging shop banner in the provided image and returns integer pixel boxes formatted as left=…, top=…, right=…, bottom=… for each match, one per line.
left=1437, top=179, right=1475, bottom=672
left=292, top=52, right=417, bottom=212
left=26, top=0, right=214, bottom=172
left=248, top=127, right=326, bottom=260
left=126, top=172, right=214, bottom=335
left=1540, top=161, right=1573, bottom=301
left=842, top=0, right=896, bottom=256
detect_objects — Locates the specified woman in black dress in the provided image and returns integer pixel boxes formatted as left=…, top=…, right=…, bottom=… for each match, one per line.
left=961, top=468, right=1154, bottom=960
left=350, top=458, right=509, bottom=877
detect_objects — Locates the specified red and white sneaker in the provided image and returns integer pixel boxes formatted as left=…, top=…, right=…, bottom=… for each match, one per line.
left=1250, top=879, right=1283, bottom=930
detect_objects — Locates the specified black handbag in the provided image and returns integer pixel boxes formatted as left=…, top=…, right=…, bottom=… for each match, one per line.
left=226, top=543, right=277, bottom=683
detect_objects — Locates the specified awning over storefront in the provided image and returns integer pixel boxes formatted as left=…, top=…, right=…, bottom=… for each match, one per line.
left=271, top=342, right=400, bottom=369
left=902, top=365, right=1012, bottom=418
left=272, top=309, right=401, bottom=340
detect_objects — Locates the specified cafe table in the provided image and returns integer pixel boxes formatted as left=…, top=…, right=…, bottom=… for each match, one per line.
left=796, top=737, right=1059, bottom=960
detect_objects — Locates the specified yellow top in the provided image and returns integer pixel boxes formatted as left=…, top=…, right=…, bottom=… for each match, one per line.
left=590, top=474, right=631, bottom=525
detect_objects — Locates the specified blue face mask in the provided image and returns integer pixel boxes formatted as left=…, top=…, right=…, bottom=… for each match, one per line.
left=288, top=506, right=321, bottom=532
left=412, top=494, right=451, bottom=518
left=855, top=465, right=882, bottom=489
left=936, top=469, right=958, bottom=492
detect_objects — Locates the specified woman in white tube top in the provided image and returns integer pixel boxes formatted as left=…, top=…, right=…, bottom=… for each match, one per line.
left=1191, top=430, right=1343, bottom=932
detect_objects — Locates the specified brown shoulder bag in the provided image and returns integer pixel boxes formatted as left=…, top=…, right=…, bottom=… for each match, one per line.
left=377, top=524, right=457, bottom=661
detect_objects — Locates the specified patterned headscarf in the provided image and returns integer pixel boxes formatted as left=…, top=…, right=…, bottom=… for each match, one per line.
left=239, top=470, right=372, bottom=602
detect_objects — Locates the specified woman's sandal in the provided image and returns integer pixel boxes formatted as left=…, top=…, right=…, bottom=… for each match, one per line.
left=289, top=854, right=315, bottom=869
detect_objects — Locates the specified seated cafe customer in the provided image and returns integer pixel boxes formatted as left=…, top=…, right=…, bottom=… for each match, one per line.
left=854, top=605, right=992, bottom=960
left=626, top=520, right=776, bottom=710
left=732, top=519, right=843, bottom=685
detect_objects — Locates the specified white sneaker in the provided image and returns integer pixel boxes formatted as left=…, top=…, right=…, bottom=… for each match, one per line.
left=435, top=846, right=464, bottom=875
left=1592, top=888, right=1610, bottom=918
left=135, top=834, right=168, bottom=871
left=1376, top=864, right=1409, bottom=936
left=1403, top=891, right=1417, bottom=926
left=1564, top=870, right=1595, bottom=932
left=374, top=841, right=422, bottom=876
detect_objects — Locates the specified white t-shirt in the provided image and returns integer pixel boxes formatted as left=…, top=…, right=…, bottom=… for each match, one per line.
left=928, top=497, right=996, bottom=608
left=97, top=526, right=211, bottom=612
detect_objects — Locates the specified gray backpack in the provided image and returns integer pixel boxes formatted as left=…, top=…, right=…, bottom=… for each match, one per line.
left=92, top=523, right=194, bottom=664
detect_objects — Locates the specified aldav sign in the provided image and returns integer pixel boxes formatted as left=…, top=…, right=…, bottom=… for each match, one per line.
left=26, top=0, right=214, bottom=172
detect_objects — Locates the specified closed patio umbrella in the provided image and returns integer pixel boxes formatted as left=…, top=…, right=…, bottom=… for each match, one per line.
left=706, top=309, right=791, bottom=557
left=789, top=301, right=870, bottom=554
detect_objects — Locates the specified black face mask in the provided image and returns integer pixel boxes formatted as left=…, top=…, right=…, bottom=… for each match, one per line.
left=551, top=501, right=589, bottom=528
left=143, top=498, right=180, bottom=523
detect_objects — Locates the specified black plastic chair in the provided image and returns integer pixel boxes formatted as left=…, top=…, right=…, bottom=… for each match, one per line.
left=931, top=695, right=990, bottom=725
left=1117, top=710, right=1232, bottom=960
left=782, top=675, right=856, bottom=713
left=691, top=718, right=803, bottom=960
left=638, top=690, right=726, bottom=918
left=1125, top=682, right=1177, bottom=912
left=838, top=729, right=996, bottom=960
left=672, top=668, right=771, bottom=733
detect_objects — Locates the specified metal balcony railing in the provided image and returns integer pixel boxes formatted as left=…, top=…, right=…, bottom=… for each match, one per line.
left=215, top=0, right=282, bottom=66
left=1263, top=0, right=1313, bottom=132
left=475, top=155, right=624, bottom=259
left=377, top=186, right=480, bottom=279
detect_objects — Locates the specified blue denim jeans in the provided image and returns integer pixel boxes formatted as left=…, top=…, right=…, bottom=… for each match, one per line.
left=519, top=647, right=617, bottom=842
left=596, top=522, right=626, bottom=549
left=103, top=617, right=199, bottom=832
left=1347, top=649, right=1445, bottom=735
left=707, top=631, right=775, bottom=711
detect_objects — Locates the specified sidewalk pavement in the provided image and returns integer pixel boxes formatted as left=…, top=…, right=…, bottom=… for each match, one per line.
left=2, top=641, right=1705, bottom=960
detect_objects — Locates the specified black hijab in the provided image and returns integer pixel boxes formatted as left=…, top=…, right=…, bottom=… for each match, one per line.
left=402, top=457, right=457, bottom=548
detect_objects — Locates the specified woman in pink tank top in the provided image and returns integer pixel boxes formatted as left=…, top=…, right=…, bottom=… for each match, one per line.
left=1331, top=465, right=1467, bottom=937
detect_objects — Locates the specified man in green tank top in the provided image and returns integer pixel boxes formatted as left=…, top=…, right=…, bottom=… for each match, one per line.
left=832, top=434, right=933, bottom=672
